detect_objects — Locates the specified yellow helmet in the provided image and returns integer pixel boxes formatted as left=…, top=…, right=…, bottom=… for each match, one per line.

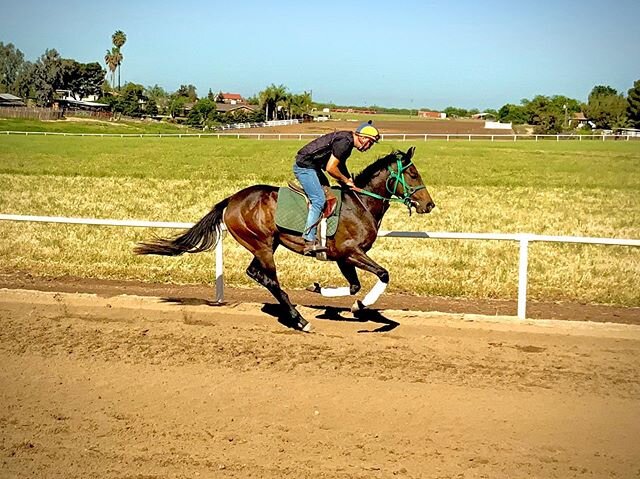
left=356, top=121, right=380, bottom=142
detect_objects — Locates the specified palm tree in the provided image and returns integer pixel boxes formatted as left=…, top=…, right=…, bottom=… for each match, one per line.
left=259, top=84, right=288, bottom=121
left=111, top=30, right=127, bottom=89
left=104, top=48, right=118, bottom=89
left=288, top=91, right=312, bottom=118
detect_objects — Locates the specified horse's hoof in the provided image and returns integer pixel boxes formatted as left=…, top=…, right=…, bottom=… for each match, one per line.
left=351, top=300, right=365, bottom=314
left=296, top=319, right=312, bottom=333
left=306, top=282, right=321, bottom=294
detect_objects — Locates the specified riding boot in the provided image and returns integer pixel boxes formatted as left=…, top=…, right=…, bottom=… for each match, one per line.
left=303, top=240, right=327, bottom=256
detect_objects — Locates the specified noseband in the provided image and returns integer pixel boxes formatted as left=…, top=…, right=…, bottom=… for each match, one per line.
left=355, top=157, right=426, bottom=213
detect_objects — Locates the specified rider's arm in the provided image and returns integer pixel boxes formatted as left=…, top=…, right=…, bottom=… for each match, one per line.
left=326, top=156, right=355, bottom=186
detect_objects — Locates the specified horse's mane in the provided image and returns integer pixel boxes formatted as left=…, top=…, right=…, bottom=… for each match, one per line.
left=354, top=150, right=402, bottom=187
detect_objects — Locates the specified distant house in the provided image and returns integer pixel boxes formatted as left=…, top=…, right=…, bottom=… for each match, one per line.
left=418, top=110, right=446, bottom=119
left=52, top=89, right=109, bottom=114
left=215, top=103, right=256, bottom=115
left=0, top=93, right=26, bottom=107
left=55, top=89, right=100, bottom=102
left=218, top=92, right=245, bottom=105
left=569, top=112, right=594, bottom=129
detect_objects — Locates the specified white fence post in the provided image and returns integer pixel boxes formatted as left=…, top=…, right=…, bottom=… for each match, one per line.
left=1, top=215, right=639, bottom=316
left=215, top=236, right=224, bottom=303
left=517, top=235, right=530, bottom=319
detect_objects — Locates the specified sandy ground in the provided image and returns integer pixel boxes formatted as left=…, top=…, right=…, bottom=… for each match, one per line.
left=227, top=119, right=514, bottom=136
left=1, top=287, right=639, bottom=479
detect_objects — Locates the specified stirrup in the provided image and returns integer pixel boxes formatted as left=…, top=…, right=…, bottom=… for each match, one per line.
left=303, top=241, right=327, bottom=256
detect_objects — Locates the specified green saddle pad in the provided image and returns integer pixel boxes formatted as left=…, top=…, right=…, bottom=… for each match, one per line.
left=275, top=186, right=342, bottom=236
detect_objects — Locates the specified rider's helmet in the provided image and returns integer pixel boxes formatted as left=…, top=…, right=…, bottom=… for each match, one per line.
left=355, top=120, right=381, bottom=142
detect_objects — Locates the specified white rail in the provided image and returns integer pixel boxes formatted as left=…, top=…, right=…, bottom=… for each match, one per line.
left=1, top=213, right=638, bottom=319
left=1, top=130, right=637, bottom=141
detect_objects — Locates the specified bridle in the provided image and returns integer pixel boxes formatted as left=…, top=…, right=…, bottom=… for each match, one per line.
left=353, top=156, right=426, bottom=214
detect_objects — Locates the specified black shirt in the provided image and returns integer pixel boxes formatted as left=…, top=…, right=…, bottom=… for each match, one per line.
left=295, top=131, right=354, bottom=170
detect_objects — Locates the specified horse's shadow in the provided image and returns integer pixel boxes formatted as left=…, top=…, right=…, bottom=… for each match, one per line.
left=160, top=297, right=399, bottom=333
left=262, top=303, right=399, bottom=333
left=160, top=297, right=224, bottom=307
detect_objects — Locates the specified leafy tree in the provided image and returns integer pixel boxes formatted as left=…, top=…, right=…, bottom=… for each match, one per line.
left=186, top=98, right=216, bottom=126
left=498, top=103, right=527, bottom=124
left=0, top=42, right=25, bottom=93
left=145, top=84, right=169, bottom=114
left=176, top=84, right=197, bottom=102
left=443, top=106, right=469, bottom=118
left=168, top=96, right=187, bottom=118
left=585, top=85, right=628, bottom=129
left=32, top=49, right=63, bottom=106
left=117, top=82, right=145, bottom=117
left=13, top=61, right=36, bottom=99
left=111, top=30, right=126, bottom=89
left=145, top=84, right=167, bottom=100
left=626, top=80, right=640, bottom=128
left=145, top=98, right=159, bottom=116
left=590, top=85, right=617, bottom=97
left=60, top=59, right=105, bottom=100
left=522, top=95, right=580, bottom=133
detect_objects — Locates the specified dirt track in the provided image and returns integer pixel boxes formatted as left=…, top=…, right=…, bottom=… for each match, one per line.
left=1, top=288, right=639, bottom=479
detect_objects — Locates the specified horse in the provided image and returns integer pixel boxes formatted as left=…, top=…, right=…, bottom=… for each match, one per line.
left=134, top=146, right=435, bottom=332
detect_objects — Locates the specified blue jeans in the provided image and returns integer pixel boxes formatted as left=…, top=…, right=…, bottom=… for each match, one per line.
left=293, top=163, right=325, bottom=241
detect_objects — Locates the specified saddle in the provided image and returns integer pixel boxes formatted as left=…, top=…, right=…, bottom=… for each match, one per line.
left=274, top=184, right=343, bottom=238
left=287, top=181, right=338, bottom=219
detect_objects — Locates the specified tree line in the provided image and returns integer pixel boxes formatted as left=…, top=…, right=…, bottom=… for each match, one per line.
left=1, top=37, right=639, bottom=131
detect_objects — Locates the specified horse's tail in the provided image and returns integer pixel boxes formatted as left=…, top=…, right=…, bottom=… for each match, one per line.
left=134, top=198, right=229, bottom=256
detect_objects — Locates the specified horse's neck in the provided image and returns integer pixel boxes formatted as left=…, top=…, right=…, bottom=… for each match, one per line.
left=357, top=170, right=392, bottom=226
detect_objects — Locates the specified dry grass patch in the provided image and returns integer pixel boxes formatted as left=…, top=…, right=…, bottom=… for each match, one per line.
left=1, top=137, right=638, bottom=306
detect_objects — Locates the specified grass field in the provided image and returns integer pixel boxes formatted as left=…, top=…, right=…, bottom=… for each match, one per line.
left=1, top=135, right=639, bottom=306
left=0, top=117, right=200, bottom=134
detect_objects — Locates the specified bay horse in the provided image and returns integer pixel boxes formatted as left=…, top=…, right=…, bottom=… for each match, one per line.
left=135, top=146, right=435, bottom=332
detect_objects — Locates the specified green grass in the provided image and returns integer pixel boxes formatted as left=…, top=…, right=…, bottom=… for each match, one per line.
left=0, top=117, right=200, bottom=134
left=1, top=135, right=639, bottom=307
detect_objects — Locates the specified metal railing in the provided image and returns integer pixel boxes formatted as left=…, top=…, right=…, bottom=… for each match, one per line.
left=1, top=213, right=638, bottom=319
left=1, top=130, right=638, bottom=141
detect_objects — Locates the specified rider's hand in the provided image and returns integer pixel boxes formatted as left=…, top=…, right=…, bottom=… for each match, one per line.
left=344, top=178, right=355, bottom=188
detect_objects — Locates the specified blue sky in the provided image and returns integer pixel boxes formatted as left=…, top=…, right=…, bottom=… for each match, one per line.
left=2, top=0, right=639, bottom=109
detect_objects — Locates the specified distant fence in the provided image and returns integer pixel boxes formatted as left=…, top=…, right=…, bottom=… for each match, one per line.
left=214, top=118, right=301, bottom=131
left=1, top=213, right=638, bottom=320
left=64, top=108, right=112, bottom=120
left=1, top=130, right=638, bottom=141
left=0, top=107, right=63, bottom=121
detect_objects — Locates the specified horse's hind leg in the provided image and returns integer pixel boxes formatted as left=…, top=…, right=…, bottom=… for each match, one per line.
left=307, top=260, right=361, bottom=298
left=246, top=251, right=311, bottom=332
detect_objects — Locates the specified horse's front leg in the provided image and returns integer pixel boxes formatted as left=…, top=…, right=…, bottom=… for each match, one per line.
left=307, top=260, right=361, bottom=297
left=344, top=251, right=389, bottom=313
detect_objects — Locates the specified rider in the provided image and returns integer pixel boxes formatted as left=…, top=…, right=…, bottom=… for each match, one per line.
left=293, top=120, right=381, bottom=256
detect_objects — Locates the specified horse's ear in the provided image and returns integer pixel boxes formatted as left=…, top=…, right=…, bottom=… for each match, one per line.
left=406, top=146, right=416, bottom=160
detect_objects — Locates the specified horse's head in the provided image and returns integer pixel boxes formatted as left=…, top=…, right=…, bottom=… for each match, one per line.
left=387, top=147, right=436, bottom=214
